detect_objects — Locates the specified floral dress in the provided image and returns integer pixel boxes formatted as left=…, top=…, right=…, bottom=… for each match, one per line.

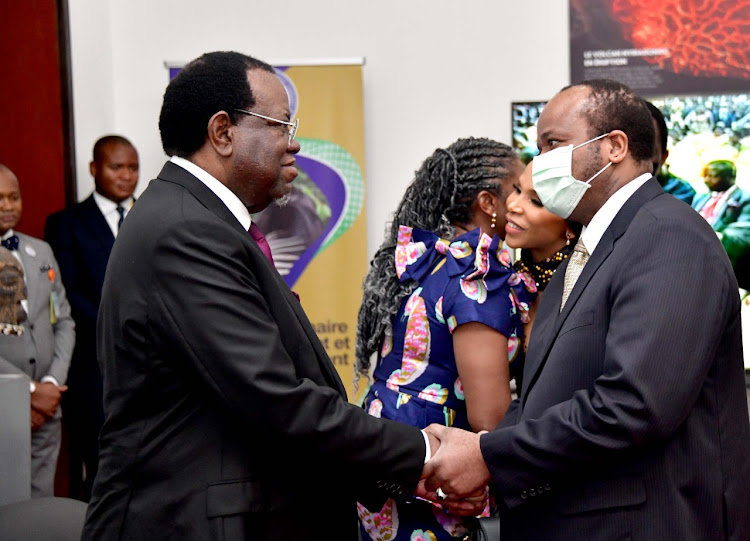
left=358, top=226, right=537, bottom=541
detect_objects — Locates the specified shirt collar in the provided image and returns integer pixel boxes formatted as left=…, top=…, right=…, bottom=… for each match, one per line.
left=92, top=191, right=134, bottom=214
left=170, top=156, right=252, bottom=231
left=581, top=173, right=652, bottom=255
left=2, top=229, right=15, bottom=241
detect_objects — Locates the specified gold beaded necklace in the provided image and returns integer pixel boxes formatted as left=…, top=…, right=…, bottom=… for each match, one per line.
left=514, top=247, right=572, bottom=290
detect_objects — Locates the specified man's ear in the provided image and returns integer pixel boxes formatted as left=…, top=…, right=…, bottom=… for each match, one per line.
left=89, top=161, right=97, bottom=179
left=207, top=111, right=234, bottom=158
left=606, top=130, right=629, bottom=164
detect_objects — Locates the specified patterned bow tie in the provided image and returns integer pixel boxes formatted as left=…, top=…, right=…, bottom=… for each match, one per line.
left=1, top=235, right=19, bottom=251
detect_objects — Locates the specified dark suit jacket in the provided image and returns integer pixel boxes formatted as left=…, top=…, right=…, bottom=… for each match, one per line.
left=81, top=162, right=425, bottom=540
left=482, top=178, right=750, bottom=540
left=44, top=195, right=113, bottom=395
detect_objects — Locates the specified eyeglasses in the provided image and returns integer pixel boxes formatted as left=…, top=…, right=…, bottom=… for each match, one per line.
left=234, top=109, right=299, bottom=145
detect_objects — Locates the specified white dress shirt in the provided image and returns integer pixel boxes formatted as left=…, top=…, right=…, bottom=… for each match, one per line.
left=93, top=191, right=134, bottom=238
left=581, top=173, right=652, bottom=255
left=170, top=156, right=253, bottom=231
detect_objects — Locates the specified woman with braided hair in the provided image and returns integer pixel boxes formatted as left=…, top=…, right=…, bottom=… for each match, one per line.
left=355, top=137, right=536, bottom=540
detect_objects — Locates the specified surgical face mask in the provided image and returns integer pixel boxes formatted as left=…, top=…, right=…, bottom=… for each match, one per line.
left=532, top=133, right=613, bottom=219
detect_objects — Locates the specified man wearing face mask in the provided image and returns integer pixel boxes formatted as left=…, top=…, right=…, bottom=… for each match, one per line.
left=418, top=80, right=750, bottom=540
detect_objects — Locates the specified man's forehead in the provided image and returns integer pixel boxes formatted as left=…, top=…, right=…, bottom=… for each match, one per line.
left=538, top=88, right=590, bottom=135
left=0, top=170, right=19, bottom=189
left=101, top=143, right=137, bottom=160
left=247, top=69, right=290, bottom=109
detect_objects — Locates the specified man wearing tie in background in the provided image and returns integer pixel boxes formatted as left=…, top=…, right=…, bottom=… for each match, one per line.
left=82, top=52, right=430, bottom=540
left=0, top=164, right=75, bottom=497
left=44, top=135, right=139, bottom=501
left=419, top=80, right=750, bottom=540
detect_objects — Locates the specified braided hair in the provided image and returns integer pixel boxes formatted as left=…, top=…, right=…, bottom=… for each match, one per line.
left=355, top=137, right=520, bottom=384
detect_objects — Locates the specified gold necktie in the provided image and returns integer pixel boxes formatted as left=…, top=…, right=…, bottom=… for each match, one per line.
left=561, top=238, right=589, bottom=311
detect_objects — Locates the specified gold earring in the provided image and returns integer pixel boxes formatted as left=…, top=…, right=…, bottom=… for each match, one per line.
left=565, top=231, right=572, bottom=246
left=490, top=212, right=497, bottom=229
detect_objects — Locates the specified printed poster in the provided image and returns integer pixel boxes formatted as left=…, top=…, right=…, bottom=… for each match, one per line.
left=569, top=0, right=750, bottom=94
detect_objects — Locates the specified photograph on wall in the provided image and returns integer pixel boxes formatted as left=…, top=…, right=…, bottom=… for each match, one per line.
left=569, top=0, right=750, bottom=94
left=511, top=101, right=547, bottom=164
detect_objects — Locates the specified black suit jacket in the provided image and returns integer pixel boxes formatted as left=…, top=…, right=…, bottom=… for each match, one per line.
left=45, top=195, right=114, bottom=393
left=82, top=162, right=425, bottom=540
left=482, top=178, right=750, bottom=540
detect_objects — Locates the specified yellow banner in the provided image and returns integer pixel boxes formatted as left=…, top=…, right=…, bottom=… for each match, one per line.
left=252, top=63, right=367, bottom=402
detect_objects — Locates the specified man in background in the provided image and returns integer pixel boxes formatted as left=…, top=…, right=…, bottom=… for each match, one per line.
left=692, top=159, right=750, bottom=289
left=0, top=164, right=75, bottom=497
left=44, top=135, right=138, bottom=500
left=644, top=100, right=695, bottom=205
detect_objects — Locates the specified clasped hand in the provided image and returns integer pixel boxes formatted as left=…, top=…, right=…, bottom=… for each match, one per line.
left=30, top=382, right=67, bottom=430
left=416, top=424, right=492, bottom=516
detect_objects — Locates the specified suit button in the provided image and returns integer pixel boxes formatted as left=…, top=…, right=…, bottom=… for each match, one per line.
left=538, top=486, right=545, bottom=493
left=529, top=489, right=536, bottom=497
left=545, top=484, right=551, bottom=492
left=520, top=490, right=528, bottom=500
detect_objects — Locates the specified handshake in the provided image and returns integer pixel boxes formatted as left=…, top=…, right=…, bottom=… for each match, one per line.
left=415, top=424, right=493, bottom=516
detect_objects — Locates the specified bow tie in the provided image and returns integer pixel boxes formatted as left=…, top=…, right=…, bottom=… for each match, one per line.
left=1, top=235, right=19, bottom=251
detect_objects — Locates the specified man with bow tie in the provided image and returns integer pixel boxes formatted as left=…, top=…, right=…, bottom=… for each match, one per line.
left=0, top=163, right=75, bottom=498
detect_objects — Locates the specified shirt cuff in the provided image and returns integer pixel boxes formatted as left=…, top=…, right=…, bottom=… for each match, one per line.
left=421, top=430, right=431, bottom=464
left=40, top=375, right=59, bottom=386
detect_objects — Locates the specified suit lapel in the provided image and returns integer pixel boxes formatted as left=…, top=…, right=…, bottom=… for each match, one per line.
left=157, top=162, right=347, bottom=397
left=16, top=235, right=42, bottom=318
left=80, top=195, right=116, bottom=251
left=521, top=178, right=664, bottom=403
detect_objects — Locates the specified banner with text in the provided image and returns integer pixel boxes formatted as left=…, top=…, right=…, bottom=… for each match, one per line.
left=258, top=63, right=367, bottom=402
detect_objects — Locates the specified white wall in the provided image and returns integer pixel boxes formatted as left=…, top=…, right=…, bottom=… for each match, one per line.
left=69, top=0, right=115, bottom=188
left=68, top=0, right=570, bottom=256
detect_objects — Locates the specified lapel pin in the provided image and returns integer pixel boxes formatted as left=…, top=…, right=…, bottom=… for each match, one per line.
left=24, top=245, right=36, bottom=257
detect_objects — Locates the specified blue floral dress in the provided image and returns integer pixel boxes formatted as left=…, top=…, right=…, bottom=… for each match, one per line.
left=358, top=226, right=537, bottom=541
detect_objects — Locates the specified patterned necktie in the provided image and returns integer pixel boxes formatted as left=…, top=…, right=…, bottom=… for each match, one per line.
left=1, top=234, right=19, bottom=251
left=560, top=237, right=589, bottom=311
left=117, top=206, right=126, bottom=231
left=248, top=222, right=275, bottom=267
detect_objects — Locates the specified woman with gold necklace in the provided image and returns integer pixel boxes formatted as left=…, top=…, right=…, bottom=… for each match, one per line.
left=504, top=161, right=583, bottom=392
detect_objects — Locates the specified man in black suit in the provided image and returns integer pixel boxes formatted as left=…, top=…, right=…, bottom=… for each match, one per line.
left=44, top=135, right=139, bottom=501
left=419, top=80, right=750, bottom=540
left=81, top=52, right=432, bottom=540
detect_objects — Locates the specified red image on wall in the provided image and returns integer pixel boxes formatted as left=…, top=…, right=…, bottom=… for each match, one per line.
left=570, top=0, right=750, bottom=94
